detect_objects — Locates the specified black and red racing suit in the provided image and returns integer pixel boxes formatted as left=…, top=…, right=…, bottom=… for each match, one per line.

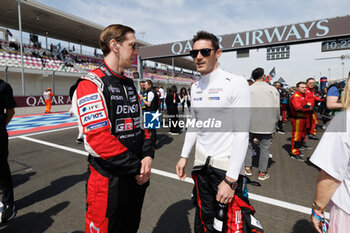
left=71, top=62, right=154, bottom=233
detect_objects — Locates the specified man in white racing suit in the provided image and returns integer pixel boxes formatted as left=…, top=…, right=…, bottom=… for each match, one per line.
left=176, top=31, right=251, bottom=232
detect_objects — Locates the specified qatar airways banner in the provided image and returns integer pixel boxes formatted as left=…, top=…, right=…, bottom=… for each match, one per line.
left=14, top=95, right=71, bottom=107
left=139, top=15, right=350, bottom=59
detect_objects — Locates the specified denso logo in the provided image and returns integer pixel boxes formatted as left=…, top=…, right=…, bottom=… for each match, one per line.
left=82, top=111, right=106, bottom=124
left=78, top=93, right=100, bottom=107
left=116, top=104, right=139, bottom=114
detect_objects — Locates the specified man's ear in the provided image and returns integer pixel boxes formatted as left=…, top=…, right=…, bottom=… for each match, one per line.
left=109, top=39, right=119, bottom=52
left=215, top=48, right=222, bottom=59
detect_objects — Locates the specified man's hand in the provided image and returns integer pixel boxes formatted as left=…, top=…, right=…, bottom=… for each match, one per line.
left=311, top=210, right=324, bottom=233
left=176, top=157, right=187, bottom=180
left=135, top=156, right=152, bottom=185
left=216, top=176, right=236, bottom=204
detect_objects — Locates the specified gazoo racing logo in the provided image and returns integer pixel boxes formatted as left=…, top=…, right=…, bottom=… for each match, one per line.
left=116, top=118, right=134, bottom=132
left=77, top=93, right=100, bottom=107
left=82, top=111, right=106, bottom=124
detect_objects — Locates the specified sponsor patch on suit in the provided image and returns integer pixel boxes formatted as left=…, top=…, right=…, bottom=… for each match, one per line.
left=82, top=110, right=106, bottom=124
left=79, top=101, right=103, bottom=115
left=86, top=120, right=108, bottom=132
left=77, top=93, right=101, bottom=107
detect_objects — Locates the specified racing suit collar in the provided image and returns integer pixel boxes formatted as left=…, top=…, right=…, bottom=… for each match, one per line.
left=103, top=61, right=126, bottom=79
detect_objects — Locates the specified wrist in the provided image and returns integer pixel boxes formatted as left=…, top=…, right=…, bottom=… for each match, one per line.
left=312, top=201, right=326, bottom=212
left=224, top=177, right=238, bottom=190
left=225, top=176, right=236, bottom=182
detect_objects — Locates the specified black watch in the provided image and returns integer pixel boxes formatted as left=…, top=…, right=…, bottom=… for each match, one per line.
left=224, top=178, right=238, bottom=190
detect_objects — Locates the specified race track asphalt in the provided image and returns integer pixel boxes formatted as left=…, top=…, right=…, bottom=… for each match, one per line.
left=1, top=115, right=323, bottom=233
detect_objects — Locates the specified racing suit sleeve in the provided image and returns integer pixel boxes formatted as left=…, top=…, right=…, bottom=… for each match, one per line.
left=226, top=78, right=250, bottom=180
left=291, top=95, right=311, bottom=112
left=180, top=132, right=197, bottom=158
left=74, top=80, right=128, bottom=160
left=142, top=129, right=154, bottom=159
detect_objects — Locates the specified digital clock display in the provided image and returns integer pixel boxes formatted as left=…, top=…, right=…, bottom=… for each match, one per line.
left=322, top=38, right=350, bottom=52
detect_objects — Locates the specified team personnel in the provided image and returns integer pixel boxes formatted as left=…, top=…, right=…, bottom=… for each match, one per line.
left=324, top=72, right=350, bottom=116
left=71, top=24, right=154, bottom=233
left=0, top=79, right=16, bottom=223
left=43, top=87, right=54, bottom=113
left=139, top=80, right=159, bottom=148
left=176, top=31, right=251, bottom=232
left=158, top=85, right=165, bottom=111
left=289, top=82, right=312, bottom=160
left=305, top=78, right=323, bottom=140
left=274, top=82, right=288, bottom=134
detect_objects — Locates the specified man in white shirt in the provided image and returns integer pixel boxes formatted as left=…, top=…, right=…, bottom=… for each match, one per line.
left=176, top=31, right=250, bottom=233
left=244, top=67, right=280, bottom=180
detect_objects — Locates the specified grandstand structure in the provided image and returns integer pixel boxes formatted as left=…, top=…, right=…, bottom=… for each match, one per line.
left=0, top=0, right=195, bottom=103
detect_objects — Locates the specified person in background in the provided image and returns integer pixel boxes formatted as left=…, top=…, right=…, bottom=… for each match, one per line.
left=322, top=72, right=350, bottom=125
left=139, top=80, right=159, bottom=148
left=310, top=82, right=350, bottom=233
left=43, top=87, right=54, bottom=113
left=274, top=81, right=288, bottom=134
left=289, top=82, right=312, bottom=160
left=305, top=78, right=324, bottom=140
left=166, top=85, right=180, bottom=135
left=0, top=78, right=17, bottom=223
left=320, top=86, right=329, bottom=129
left=69, top=107, right=84, bottom=144
left=244, top=68, right=279, bottom=181
left=247, top=77, right=255, bottom=86
left=158, top=85, right=165, bottom=111
left=179, top=87, right=191, bottom=130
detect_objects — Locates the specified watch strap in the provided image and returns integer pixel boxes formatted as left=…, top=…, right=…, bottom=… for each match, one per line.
left=224, top=178, right=238, bottom=190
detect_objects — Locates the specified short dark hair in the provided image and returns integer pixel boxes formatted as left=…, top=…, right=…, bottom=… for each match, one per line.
left=145, top=80, right=153, bottom=86
left=99, top=24, right=135, bottom=56
left=251, top=67, right=264, bottom=81
left=296, top=81, right=306, bottom=87
left=192, top=31, right=219, bottom=50
left=306, top=77, right=315, bottom=83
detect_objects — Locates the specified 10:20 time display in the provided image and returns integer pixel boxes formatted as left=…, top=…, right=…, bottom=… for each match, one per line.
left=322, top=38, right=350, bottom=52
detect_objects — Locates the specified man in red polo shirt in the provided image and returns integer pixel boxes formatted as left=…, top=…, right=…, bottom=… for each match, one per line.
left=289, top=82, right=313, bottom=160
left=305, top=78, right=324, bottom=140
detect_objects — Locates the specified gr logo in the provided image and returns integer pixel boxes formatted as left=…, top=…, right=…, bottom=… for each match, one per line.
left=143, top=110, right=161, bottom=129
left=116, top=118, right=133, bottom=132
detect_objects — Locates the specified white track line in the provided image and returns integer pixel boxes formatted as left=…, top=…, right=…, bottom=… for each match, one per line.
left=18, top=135, right=88, bottom=156
left=17, top=135, right=329, bottom=219
left=9, top=126, right=78, bottom=140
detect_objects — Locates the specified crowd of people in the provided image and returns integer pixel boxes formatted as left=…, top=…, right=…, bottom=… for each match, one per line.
left=1, top=24, right=350, bottom=233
